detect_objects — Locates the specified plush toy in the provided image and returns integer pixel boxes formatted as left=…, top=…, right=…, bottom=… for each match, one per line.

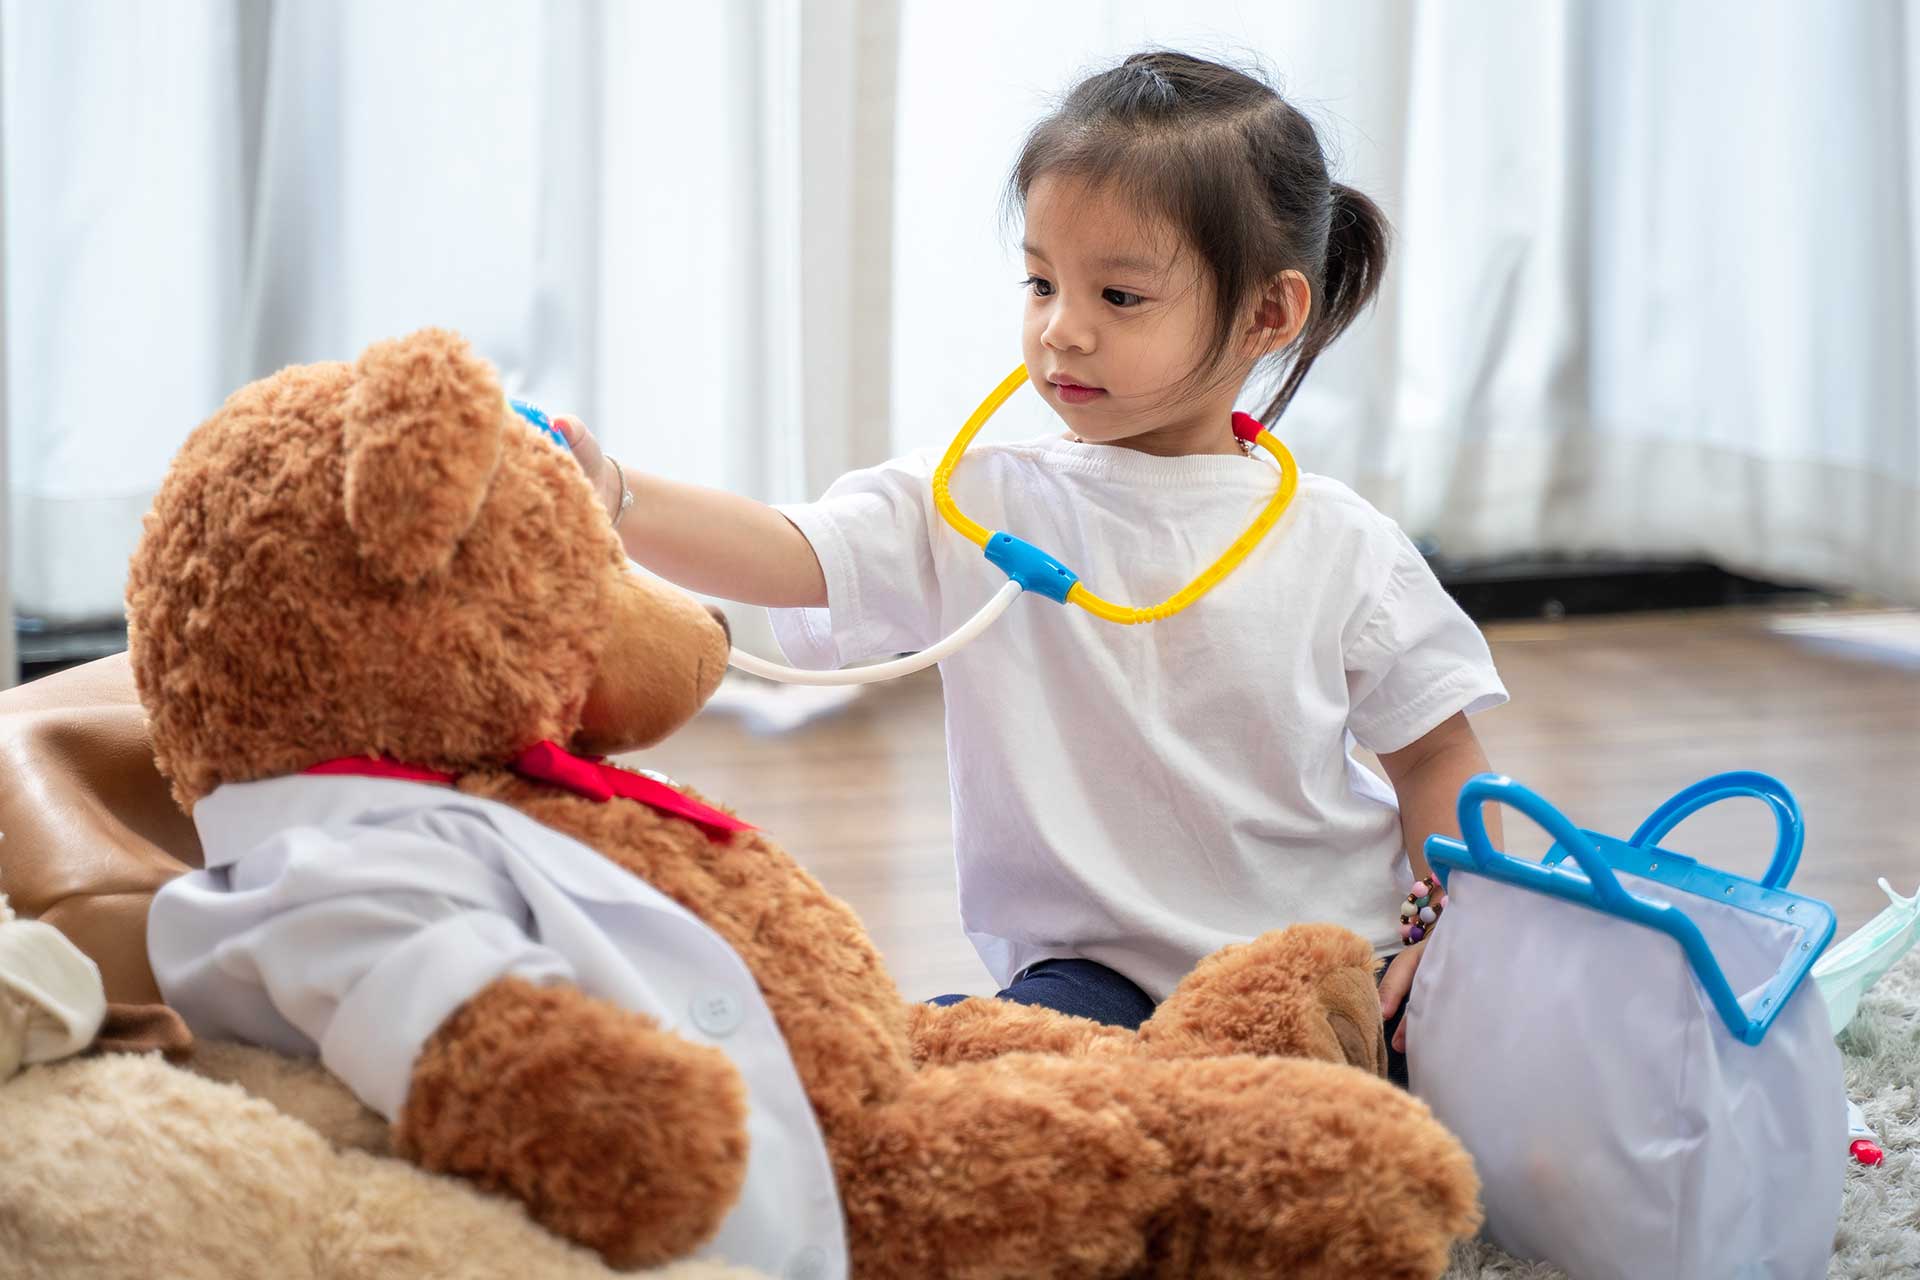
left=122, top=328, right=1480, bottom=1278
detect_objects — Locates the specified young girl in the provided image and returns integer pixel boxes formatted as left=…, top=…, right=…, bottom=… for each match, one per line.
left=560, top=51, right=1505, bottom=1083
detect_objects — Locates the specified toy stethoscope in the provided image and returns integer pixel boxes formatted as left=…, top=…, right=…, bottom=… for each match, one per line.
left=516, top=366, right=1301, bottom=686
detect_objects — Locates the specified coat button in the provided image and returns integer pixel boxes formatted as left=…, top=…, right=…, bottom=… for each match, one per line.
left=690, top=989, right=743, bottom=1037
left=785, top=1246, right=828, bottom=1280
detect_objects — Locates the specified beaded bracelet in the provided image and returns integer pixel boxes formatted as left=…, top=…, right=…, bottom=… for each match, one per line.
left=1398, top=875, right=1447, bottom=945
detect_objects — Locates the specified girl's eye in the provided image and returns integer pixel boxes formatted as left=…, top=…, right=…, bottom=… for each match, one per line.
left=1103, top=288, right=1143, bottom=308
left=1021, top=275, right=1054, bottom=297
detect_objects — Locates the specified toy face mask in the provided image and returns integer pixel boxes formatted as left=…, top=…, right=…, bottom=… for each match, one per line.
left=1813, top=878, right=1920, bottom=1036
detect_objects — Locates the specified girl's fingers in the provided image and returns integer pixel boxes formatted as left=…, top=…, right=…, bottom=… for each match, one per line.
left=550, top=415, right=618, bottom=516
left=555, top=412, right=606, bottom=464
left=1379, top=973, right=1407, bottom=1018
left=555, top=414, right=604, bottom=476
left=1378, top=943, right=1422, bottom=1017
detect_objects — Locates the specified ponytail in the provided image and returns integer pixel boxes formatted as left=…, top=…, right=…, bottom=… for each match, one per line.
left=1259, top=183, right=1391, bottom=423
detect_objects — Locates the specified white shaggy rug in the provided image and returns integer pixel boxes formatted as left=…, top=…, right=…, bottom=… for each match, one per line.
left=1442, top=947, right=1920, bottom=1278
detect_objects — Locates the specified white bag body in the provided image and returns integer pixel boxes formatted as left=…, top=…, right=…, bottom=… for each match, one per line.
left=1407, top=775, right=1846, bottom=1280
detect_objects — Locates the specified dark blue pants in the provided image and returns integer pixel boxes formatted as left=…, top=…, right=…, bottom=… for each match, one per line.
left=928, top=958, right=1156, bottom=1029
left=932, top=953, right=1412, bottom=1088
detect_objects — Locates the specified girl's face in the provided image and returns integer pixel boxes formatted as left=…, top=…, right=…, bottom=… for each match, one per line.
left=1019, top=174, right=1246, bottom=456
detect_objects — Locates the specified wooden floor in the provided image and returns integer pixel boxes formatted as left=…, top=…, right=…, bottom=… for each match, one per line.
left=628, top=606, right=1920, bottom=999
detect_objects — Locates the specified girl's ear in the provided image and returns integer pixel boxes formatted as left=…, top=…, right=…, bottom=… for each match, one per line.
left=1244, top=270, right=1313, bottom=358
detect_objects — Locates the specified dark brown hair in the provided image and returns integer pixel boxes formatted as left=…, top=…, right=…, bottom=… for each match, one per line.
left=1009, top=50, right=1390, bottom=424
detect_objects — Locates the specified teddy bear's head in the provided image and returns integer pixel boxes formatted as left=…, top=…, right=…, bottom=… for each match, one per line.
left=126, top=328, right=729, bottom=808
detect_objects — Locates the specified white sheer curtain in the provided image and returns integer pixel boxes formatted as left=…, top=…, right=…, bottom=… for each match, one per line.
left=8, top=0, right=1917, bottom=649
left=1, top=0, right=896, bottom=634
left=892, top=0, right=1920, bottom=603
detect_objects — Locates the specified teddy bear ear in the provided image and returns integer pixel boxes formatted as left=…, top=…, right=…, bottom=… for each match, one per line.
left=342, top=328, right=505, bottom=585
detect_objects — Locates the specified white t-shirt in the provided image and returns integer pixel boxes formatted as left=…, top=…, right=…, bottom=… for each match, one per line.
left=772, top=434, right=1507, bottom=1002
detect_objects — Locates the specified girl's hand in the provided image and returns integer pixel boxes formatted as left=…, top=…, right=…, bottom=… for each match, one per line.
left=1378, top=938, right=1427, bottom=1053
left=551, top=413, right=624, bottom=522
left=537, top=417, right=827, bottom=608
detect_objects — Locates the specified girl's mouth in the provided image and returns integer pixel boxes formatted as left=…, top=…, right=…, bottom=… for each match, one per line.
left=1052, top=381, right=1106, bottom=405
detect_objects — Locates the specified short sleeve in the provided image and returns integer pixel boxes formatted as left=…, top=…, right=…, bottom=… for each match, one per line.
left=1344, top=528, right=1508, bottom=754
left=770, top=451, right=944, bottom=669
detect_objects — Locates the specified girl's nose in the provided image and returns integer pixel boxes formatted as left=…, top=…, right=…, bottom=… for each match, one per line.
left=1041, top=300, right=1095, bottom=355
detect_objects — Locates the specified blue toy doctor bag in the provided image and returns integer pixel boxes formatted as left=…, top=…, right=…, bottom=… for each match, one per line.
left=1406, top=773, right=1845, bottom=1280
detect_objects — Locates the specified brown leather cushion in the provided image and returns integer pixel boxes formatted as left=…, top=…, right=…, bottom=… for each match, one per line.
left=0, top=652, right=200, bottom=1007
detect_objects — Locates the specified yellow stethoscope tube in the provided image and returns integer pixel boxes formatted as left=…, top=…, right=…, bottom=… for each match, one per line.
left=933, top=364, right=1299, bottom=625
left=727, top=363, right=1300, bottom=685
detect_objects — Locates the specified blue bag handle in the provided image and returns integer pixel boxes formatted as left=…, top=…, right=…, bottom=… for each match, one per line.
left=1626, top=771, right=1803, bottom=890
left=1429, top=773, right=1829, bottom=1046
left=1450, top=775, right=1638, bottom=912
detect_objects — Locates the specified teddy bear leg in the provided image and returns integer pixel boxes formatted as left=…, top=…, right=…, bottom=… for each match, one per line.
left=396, top=975, right=750, bottom=1269
left=834, top=1052, right=1179, bottom=1279
left=1126, top=1055, right=1481, bottom=1279
left=1137, top=923, right=1389, bottom=1074
left=904, top=996, right=1140, bottom=1067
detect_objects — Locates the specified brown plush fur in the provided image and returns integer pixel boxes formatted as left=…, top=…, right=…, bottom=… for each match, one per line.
left=125, top=328, right=1481, bottom=1275
left=399, top=978, right=752, bottom=1269
left=903, top=924, right=1391, bottom=1075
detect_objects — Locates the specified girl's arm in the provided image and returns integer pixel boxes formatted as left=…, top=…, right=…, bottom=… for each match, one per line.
left=1377, top=712, right=1502, bottom=879
left=556, top=415, right=827, bottom=609
left=1374, top=712, right=1501, bottom=1050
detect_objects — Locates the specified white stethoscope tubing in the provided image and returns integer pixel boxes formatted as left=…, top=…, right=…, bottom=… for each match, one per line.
left=726, top=580, right=1024, bottom=686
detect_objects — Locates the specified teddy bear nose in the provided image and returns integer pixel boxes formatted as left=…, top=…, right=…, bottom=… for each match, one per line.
left=705, top=605, right=731, bottom=645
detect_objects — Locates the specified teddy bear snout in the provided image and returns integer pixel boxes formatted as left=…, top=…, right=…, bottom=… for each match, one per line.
left=705, top=605, right=731, bottom=646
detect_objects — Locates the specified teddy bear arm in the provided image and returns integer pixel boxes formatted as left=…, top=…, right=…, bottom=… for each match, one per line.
left=397, top=975, right=750, bottom=1270
left=1140, top=923, right=1388, bottom=1073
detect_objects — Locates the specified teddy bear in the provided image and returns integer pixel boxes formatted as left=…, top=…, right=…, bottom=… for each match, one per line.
left=122, top=327, right=1480, bottom=1278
